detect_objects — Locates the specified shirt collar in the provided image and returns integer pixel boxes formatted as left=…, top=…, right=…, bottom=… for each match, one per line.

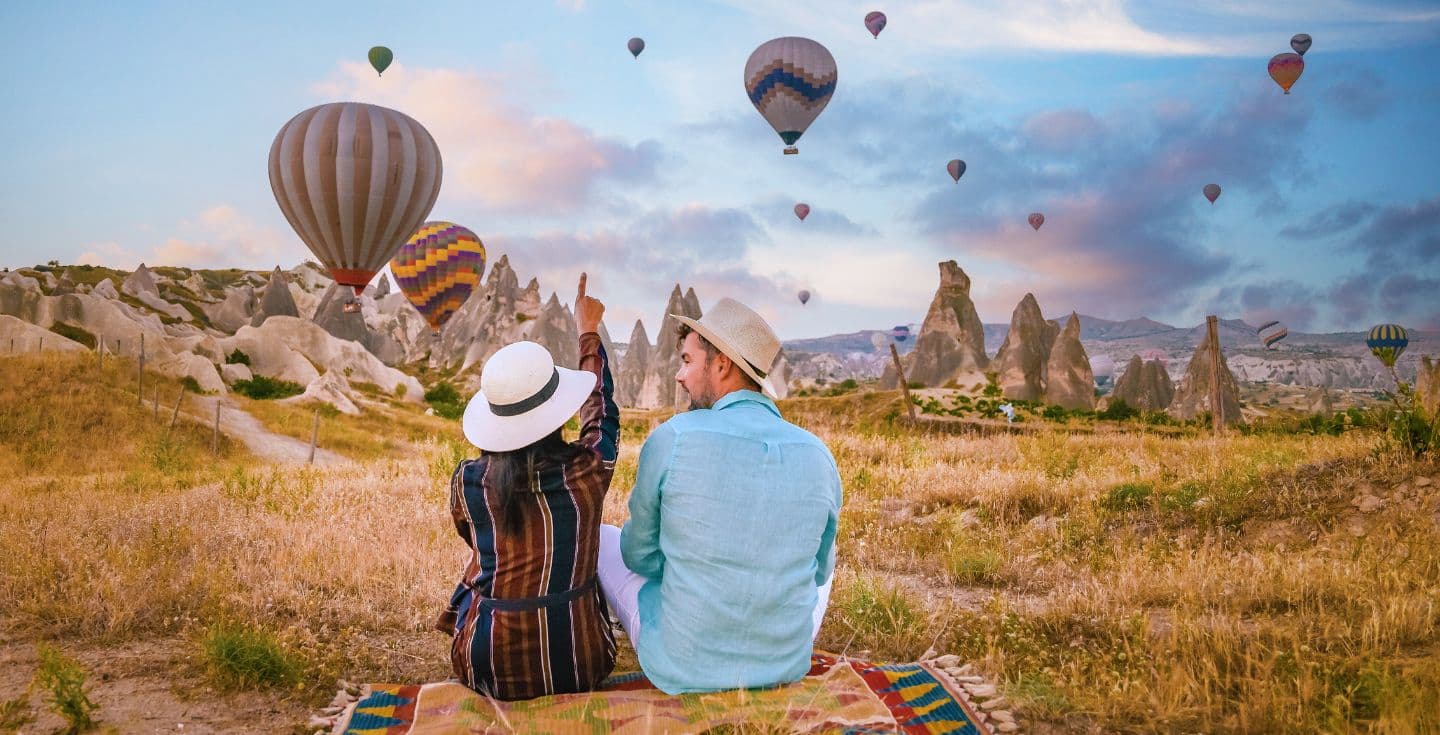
left=711, top=389, right=781, bottom=417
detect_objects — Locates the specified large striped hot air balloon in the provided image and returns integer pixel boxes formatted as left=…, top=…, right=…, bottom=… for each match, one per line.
left=269, top=102, right=442, bottom=301
left=1367, top=323, right=1408, bottom=368
left=744, top=37, right=837, bottom=155
left=1257, top=320, right=1288, bottom=349
left=391, top=222, right=486, bottom=332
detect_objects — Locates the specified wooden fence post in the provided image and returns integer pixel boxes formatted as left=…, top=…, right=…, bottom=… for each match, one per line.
left=169, top=389, right=184, bottom=429
left=212, top=402, right=221, bottom=454
left=1206, top=315, right=1223, bottom=435
left=154, top=387, right=161, bottom=419
left=137, top=334, right=145, bottom=404
left=889, top=343, right=918, bottom=423
left=308, top=408, right=320, bottom=465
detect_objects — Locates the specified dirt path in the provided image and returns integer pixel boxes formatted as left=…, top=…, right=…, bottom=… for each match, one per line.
left=0, top=629, right=309, bottom=734
left=183, top=395, right=346, bottom=467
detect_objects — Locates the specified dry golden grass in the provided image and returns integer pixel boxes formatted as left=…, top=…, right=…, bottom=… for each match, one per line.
left=3, top=354, right=1438, bottom=733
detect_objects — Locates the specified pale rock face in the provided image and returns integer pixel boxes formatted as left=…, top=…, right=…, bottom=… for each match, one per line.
left=1111, top=355, right=1175, bottom=411
left=282, top=371, right=360, bottom=415
left=527, top=293, right=579, bottom=370
left=164, top=333, right=225, bottom=364
left=890, top=261, right=990, bottom=390
left=370, top=291, right=434, bottom=364
left=432, top=255, right=537, bottom=374
left=121, top=263, right=160, bottom=297
left=132, top=290, right=192, bottom=322
left=52, top=272, right=77, bottom=296
left=220, top=362, right=253, bottom=385
left=218, top=316, right=422, bottom=401
left=149, top=351, right=227, bottom=394
left=617, top=319, right=651, bottom=407
left=94, top=278, right=120, bottom=300
left=638, top=285, right=702, bottom=410
left=289, top=262, right=334, bottom=293
left=991, top=293, right=1060, bottom=402
left=250, top=267, right=300, bottom=326
left=205, top=284, right=258, bottom=333
left=0, top=315, right=88, bottom=353
left=1170, top=334, right=1245, bottom=424
left=179, top=272, right=213, bottom=301
left=1043, top=313, right=1095, bottom=410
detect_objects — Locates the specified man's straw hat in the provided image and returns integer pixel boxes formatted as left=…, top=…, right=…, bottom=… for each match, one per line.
left=462, top=341, right=596, bottom=452
left=672, top=297, right=781, bottom=399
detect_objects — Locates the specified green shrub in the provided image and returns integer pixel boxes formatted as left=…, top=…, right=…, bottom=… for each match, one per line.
left=1099, top=399, right=1139, bottom=421
left=232, top=375, right=304, bottom=400
left=0, top=695, right=33, bottom=731
left=225, top=349, right=251, bottom=366
left=1041, top=404, right=1069, bottom=421
left=1101, top=482, right=1154, bottom=512
left=425, top=381, right=466, bottom=420
left=48, top=322, right=96, bottom=350
left=982, top=372, right=1002, bottom=398
left=180, top=376, right=203, bottom=394
left=33, top=644, right=98, bottom=734
left=201, top=623, right=302, bottom=690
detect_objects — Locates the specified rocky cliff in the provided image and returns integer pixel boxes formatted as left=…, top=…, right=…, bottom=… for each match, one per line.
left=1043, top=313, right=1095, bottom=410
left=1110, top=355, right=1175, bottom=411
left=990, top=293, right=1061, bottom=402
left=1170, top=333, right=1245, bottom=424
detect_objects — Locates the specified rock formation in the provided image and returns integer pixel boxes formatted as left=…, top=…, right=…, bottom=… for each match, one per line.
left=990, top=293, right=1060, bottom=402
left=638, top=285, right=702, bottom=410
left=617, top=319, right=651, bottom=407
left=1170, top=334, right=1244, bottom=424
left=250, top=267, right=300, bottom=326
left=121, top=263, right=159, bottom=297
left=218, top=316, right=422, bottom=400
left=282, top=371, right=360, bottom=415
left=432, top=255, right=536, bottom=373
left=529, top=293, right=580, bottom=369
left=1043, top=313, right=1095, bottom=410
left=207, top=284, right=257, bottom=333
left=1110, top=355, right=1175, bottom=411
left=887, top=261, right=989, bottom=391
left=52, top=271, right=76, bottom=296
left=1418, top=356, right=1440, bottom=419
left=0, top=315, right=88, bottom=354
left=310, top=283, right=404, bottom=364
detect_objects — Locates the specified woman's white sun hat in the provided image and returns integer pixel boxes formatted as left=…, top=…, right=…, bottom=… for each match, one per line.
left=671, top=297, right=781, bottom=399
left=462, top=341, right=597, bottom=452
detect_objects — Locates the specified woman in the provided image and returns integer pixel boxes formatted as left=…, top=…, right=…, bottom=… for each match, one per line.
left=437, top=273, right=618, bottom=699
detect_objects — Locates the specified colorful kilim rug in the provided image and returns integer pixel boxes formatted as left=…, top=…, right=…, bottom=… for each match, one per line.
left=325, top=653, right=1007, bottom=734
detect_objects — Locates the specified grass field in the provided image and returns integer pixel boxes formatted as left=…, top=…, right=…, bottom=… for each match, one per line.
left=2, top=351, right=1437, bottom=733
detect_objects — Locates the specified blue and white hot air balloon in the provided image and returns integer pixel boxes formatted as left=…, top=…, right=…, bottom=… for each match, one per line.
left=743, top=37, right=837, bottom=155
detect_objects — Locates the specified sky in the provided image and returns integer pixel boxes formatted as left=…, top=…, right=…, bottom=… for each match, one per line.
left=2, top=0, right=1438, bottom=339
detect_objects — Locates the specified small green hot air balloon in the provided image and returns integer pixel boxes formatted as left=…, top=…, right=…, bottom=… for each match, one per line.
left=369, top=46, right=393, bottom=76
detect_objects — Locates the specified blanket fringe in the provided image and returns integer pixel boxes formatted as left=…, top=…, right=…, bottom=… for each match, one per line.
left=305, top=680, right=367, bottom=735
left=925, top=654, right=1022, bottom=735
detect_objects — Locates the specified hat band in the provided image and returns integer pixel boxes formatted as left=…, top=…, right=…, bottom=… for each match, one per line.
left=489, top=369, right=560, bottom=417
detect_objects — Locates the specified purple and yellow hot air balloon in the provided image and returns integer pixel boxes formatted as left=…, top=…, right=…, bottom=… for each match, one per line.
left=269, top=102, right=442, bottom=301
left=794, top=203, right=810, bottom=221
left=1204, top=183, right=1221, bottom=204
left=1268, top=52, right=1304, bottom=94
left=864, top=11, right=887, bottom=39
left=1028, top=212, right=1045, bottom=231
left=391, top=221, right=486, bottom=332
left=1367, top=323, right=1408, bottom=368
left=947, top=159, right=966, bottom=183
left=744, top=37, right=837, bottom=155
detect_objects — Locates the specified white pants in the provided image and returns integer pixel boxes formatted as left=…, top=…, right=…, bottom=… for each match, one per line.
left=596, top=524, right=832, bottom=644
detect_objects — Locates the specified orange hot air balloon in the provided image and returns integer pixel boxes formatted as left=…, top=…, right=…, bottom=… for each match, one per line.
left=1268, top=52, right=1304, bottom=94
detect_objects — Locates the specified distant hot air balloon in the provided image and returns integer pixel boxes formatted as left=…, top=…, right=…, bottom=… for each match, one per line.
left=744, top=37, right=837, bottom=155
left=1203, top=183, right=1222, bottom=204
left=947, top=159, right=966, bottom=183
left=797, top=289, right=811, bottom=305
left=391, top=222, right=485, bottom=332
left=368, top=46, right=393, bottom=76
left=1367, top=323, right=1408, bottom=368
left=1268, top=52, right=1304, bottom=94
left=1028, top=213, right=1045, bottom=231
left=1257, top=320, right=1288, bottom=349
left=1290, top=33, right=1312, bottom=56
left=794, top=203, right=810, bottom=221
left=269, top=103, right=442, bottom=303
left=892, top=325, right=910, bottom=342
left=628, top=37, right=645, bottom=58
left=864, top=11, right=887, bottom=38
left=1090, top=354, right=1115, bottom=386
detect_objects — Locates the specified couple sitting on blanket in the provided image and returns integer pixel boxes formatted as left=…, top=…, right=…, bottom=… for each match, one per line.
left=437, top=273, right=842, bottom=701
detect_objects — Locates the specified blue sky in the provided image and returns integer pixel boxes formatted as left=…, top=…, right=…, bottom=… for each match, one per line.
left=2, top=0, right=1437, bottom=338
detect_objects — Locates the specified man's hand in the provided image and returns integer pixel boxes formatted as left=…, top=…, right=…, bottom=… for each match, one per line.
left=576, top=272, right=604, bottom=334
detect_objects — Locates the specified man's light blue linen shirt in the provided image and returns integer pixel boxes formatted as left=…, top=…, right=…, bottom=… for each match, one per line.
left=620, top=390, right=842, bottom=694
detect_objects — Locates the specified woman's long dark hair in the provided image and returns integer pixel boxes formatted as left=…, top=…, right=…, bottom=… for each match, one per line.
left=484, top=428, right=584, bottom=534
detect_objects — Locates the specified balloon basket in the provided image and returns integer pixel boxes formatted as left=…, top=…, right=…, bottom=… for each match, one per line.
left=783, top=147, right=799, bottom=155
left=343, top=301, right=360, bottom=314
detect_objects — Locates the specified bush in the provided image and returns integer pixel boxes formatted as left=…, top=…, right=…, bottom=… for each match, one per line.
left=48, top=322, right=97, bottom=350
left=225, top=349, right=251, bottom=366
left=33, top=644, right=98, bottom=734
left=201, top=623, right=302, bottom=690
left=180, top=376, right=203, bottom=394
left=1041, top=404, right=1069, bottom=421
left=982, top=372, right=1002, bottom=398
left=1099, top=399, right=1139, bottom=421
left=1100, top=482, right=1154, bottom=512
left=425, top=381, right=466, bottom=420
left=232, top=375, right=304, bottom=400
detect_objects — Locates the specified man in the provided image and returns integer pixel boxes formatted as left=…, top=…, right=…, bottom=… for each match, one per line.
left=597, top=297, right=842, bottom=694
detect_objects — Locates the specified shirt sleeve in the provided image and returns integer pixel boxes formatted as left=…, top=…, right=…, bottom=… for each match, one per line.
left=814, top=456, right=842, bottom=587
left=575, top=331, right=620, bottom=466
left=620, top=423, right=675, bottom=579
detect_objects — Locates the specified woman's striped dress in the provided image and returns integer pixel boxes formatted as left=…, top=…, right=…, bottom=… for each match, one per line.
left=437, top=332, right=619, bottom=700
